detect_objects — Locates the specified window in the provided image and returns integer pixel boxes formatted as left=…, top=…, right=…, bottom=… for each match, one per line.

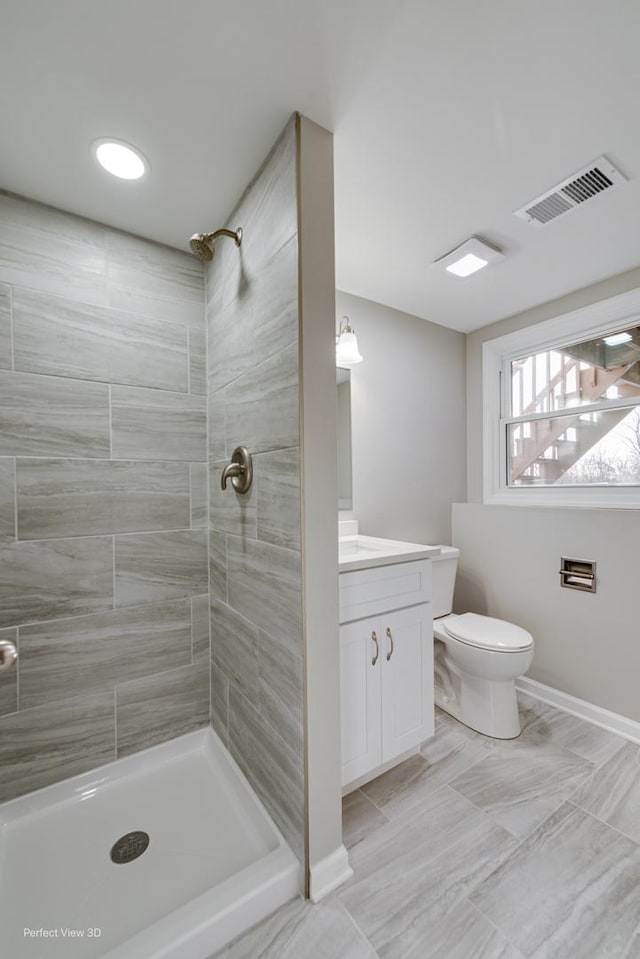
left=483, top=288, right=640, bottom=507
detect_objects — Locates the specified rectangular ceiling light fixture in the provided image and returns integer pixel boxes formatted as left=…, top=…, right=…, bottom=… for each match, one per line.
left=434, top=235, right=504, bottom=278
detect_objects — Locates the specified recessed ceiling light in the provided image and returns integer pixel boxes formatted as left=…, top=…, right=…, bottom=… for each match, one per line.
left=434, top=235, right=504, bottom=278
left=603, top=331, right=632, bottom=347
left=92, top=138, right=148, bottom=180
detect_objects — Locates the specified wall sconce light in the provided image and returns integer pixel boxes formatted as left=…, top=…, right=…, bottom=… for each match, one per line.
left=336, top=316, right=363, bottom=366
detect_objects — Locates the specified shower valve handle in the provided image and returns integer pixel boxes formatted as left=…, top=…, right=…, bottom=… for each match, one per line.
left=220, top=446, right=253, bottom=494
left=0, top=638, right=17, bottom=672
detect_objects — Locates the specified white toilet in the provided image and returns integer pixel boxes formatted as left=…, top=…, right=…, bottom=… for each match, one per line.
left=432, top=546, right=534, bottom=739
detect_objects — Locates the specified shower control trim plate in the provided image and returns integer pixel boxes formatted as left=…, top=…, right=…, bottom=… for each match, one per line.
left=0, top=638, right=17, bottom=672
left=220, top=446, right=253, bottom=494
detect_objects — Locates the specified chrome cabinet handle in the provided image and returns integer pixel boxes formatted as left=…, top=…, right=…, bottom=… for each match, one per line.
left=0, top=638, right=17, bottom=673
left=371, top=631, right=379, bottom=666
left=386, top=626, right=394, bottom=661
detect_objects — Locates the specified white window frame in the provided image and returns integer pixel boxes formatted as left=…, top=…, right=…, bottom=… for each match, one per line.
left=482, top=287, right=640, bottom=508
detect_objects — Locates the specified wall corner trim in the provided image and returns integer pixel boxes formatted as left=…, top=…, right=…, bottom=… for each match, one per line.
left=308, top=845, right=353, bottom=903
left=516, top=677, right=640, bottom=745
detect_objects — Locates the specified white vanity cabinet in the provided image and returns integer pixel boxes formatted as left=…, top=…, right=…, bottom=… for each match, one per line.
left=339, top=558, right=434, bottom=789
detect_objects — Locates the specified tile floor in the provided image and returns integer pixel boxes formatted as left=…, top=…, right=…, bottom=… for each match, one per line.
left=214, top=693, right=640, bottom=959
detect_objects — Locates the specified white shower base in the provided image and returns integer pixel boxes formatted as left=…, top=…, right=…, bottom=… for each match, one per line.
left=0, top=727, right=300, bottom=959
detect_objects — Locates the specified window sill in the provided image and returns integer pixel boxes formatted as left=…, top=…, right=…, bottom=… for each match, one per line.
left=484, top=488, right=640, bottom=509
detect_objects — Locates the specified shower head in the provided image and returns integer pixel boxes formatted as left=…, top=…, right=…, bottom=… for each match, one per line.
left=189, top=234, right=214, bottom=261
left=188, top=227, right=243, bottom=262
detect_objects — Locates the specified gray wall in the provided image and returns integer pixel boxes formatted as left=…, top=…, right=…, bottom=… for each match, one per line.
left=457, top=265, right=640, bottom=722
left=206, top=119, right=306, bottom=863
left=336, top=291, right=466, bottom=545
left=0, top=191, right=210, bottom=803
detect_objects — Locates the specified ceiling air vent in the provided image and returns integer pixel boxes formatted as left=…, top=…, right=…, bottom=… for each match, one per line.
left=514, top=155, right=626, bottom=226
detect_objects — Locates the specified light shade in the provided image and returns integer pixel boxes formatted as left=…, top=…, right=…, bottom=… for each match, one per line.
left=434, top=235, right=503, bottom=278
left=336, top=330, right=363, bottom=366
left=92, top=138, right=148, bottom=180
left=336, top=318, right=363, bottom=366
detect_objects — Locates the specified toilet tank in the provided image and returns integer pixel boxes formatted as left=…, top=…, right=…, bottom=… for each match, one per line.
left=431, top=546, right=460, bottom=618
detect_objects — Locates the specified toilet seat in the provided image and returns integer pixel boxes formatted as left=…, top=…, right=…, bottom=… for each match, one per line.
left=442, top=613, right=533, bottom=653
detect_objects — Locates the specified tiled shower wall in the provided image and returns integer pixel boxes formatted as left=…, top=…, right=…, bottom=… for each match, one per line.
left=0, top=192, right=210, bottom=803
left=206, top=119, right=306, bottom=862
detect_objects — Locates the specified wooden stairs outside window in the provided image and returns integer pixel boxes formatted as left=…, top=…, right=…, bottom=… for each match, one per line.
left=510, top=358, right=640, bottom=483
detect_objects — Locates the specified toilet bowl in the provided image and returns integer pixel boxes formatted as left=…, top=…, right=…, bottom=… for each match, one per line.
left=431, top=548, right=534, bottom=739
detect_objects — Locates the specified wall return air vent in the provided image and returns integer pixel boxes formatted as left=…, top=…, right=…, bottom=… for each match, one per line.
left=514, top=155, right=626, bottom=226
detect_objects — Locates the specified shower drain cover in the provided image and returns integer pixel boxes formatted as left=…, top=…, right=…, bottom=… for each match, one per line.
left=110, top=830, right=150, bottom=864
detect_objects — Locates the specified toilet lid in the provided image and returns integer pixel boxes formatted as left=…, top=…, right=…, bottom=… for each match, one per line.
left=443, top=613, right=533, bottom=652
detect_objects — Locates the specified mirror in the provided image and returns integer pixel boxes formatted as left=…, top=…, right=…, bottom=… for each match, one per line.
left=337, top=367, right=353, bottom=509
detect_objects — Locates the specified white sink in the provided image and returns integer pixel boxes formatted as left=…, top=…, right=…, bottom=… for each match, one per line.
left=338, top=534, right=440, bottom=572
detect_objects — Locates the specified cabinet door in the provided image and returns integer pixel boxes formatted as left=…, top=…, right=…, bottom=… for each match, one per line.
left=340, top=617, right=382, bottom=786
left=381, top=604, right=434, bottom=763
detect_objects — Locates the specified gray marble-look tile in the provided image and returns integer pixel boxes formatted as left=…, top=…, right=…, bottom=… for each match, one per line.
left=360, top=712, right=492, bottom=820
left=342, top=789, right=390, bottom=851
left=229, top=116, right=297, bottom=284
left=207, top=295, right=254, bottom=395
left=191, top=594, right=210, bottom=663
left=516, top=690, right=555, bottom=731
left=209, top=529, right=227, bottom=603
left=116, top=661, right=209, bottom=757
left=13, top=288, right=188, bottom=391
left=573, top=741, right=640, bottom=843
left=210, top=600, right=259, bottom=699
left=210, top=662, right=229, bottom=747
left=0, top=457, right=15, bottom=542
left=207, top=236, right=298, bottom=395
left=341, top=785, right=517, bottom=959
left=114, top=529, right=208, bottom=607
left=623, top=928, right=640, bottom=959
left=208, top=389, right=226, bottom=461
left=0, top=282, right=11, bottom=369
left=111, top=386, right=206, bottom=461
left=472, top=802, right=640, bottom=959
left=0, top=370, right=110, bottom=457
left=258, top=628, right=303, bottom=756
left=0, top=535, right=113, bottom=628
left=0, top=627, right=18, bottom=716
left=210, top=459, right=257, bottom=537
left=405, top=898, right=524, bottom=959
left=188, top=325, right=207, bottom=395
left=0, top=192, right=108, bottom=305
left=190, top=462, right=208, bottom=528
left=19, top=600, right=192, bottom=709
left=522, top=708, right=625, bottom=766
left=256, top=447, right=301, bottom=550
left=0, top=691, right=115, bottom=803
left=17, top=457, right=190, bottom=539
left=205, top=120, right=296, bottom=325
left=227, top=534, right=302, bottom=650
left=228, top=682, right=305, bottom=863
left=450, top=741, right=594, bottom=838
left=214, top=896, right=378, bottom=959
left=107, top=228, right=204, bottom=327
left=251, top=234, right=298, bottom=363
left=223, top=343, right=299, bottom=456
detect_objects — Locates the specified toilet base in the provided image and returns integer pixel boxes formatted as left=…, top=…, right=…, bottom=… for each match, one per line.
left=434, top=647, right=522, bottom=739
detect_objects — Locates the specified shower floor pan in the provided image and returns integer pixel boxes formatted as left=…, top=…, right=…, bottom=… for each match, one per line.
left=0, top=727, right=300, bottom=959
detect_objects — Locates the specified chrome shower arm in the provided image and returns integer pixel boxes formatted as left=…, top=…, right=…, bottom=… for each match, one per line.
left=209, top=228, right=243, bottom=247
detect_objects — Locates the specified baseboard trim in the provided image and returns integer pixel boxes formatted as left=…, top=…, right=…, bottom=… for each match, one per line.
left=308, top=845, right=353, bottom=903
left=516, top=677, right=640, bottom=745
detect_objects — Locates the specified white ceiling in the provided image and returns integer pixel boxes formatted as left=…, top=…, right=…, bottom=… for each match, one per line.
left=1, top=0, right=639, bottom=332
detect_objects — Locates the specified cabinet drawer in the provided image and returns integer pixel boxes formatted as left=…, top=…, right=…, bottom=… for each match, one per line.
left=339, top=560, right=432, bottom=624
